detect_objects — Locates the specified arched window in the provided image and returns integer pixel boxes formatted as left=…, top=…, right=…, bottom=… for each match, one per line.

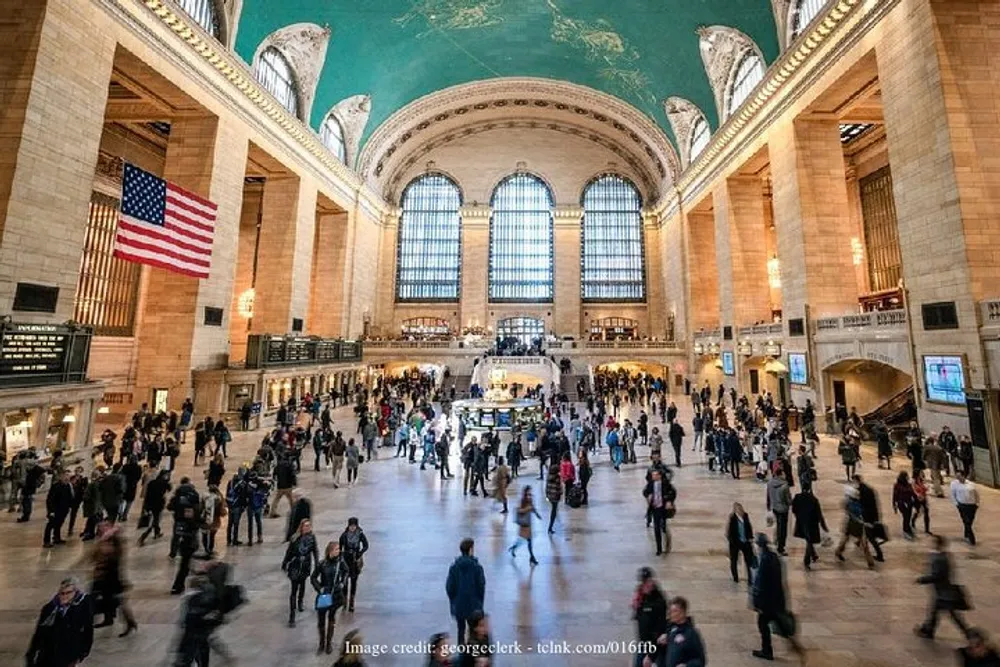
left=320, top=114, right=346, bottom=163
left=581, top=175, right=645, bottom=301
left=791, top=0, right=828, bottom=40
left=489, top=173, right=554, bottom=302
left=497, top=317, right=544, bottom=346
left=396, top=174, right=463, bottom=302
left=727, top=51, right=765, bottom=118
left=689, top=116, right=711, bottom=162
left=175, top=0, right=221, bottom=39
left=254, top=47, right=299, bottom=118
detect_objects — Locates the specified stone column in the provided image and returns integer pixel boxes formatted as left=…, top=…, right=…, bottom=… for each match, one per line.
left=644, top=214, right=667, bottom=338
left=251, top=175, right=317, bottom=335
left=459, top=205, right=490, bottom=331
left=372, top=210, right=400, bottom=336
left=345, top=206, right=381, bottom=338
left=714, top=177, right=771, bottom=329
left=877, top=0, right=1000, bottom=432
left=309, top=210, right=350, bottom=337
left=133, top=117, right=249, bottom=409
left=661, top=212, right=687, bottom=341
left=685, top=208, right=720, bottom=331
left=0, top=0, right=116, bottom=321
left=553, top=206, right=583, bottom=338
left=769, top=118, right=858, bottom=321
left=227, top=184, right=263, bottom=365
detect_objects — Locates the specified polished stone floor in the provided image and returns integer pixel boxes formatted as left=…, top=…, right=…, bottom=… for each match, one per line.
left=2, top=399, right=998, bottom=666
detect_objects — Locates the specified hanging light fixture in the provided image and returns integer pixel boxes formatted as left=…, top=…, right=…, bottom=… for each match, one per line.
left=767, top=255, right=782, bottom=289
left=851, top=237, right=864, bottom=266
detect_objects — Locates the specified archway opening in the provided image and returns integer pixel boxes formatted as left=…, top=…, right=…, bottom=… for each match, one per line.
left=822, top=358, right=914, bottom=432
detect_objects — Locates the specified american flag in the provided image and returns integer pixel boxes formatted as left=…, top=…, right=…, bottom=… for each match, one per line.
left=113, top=163, right=217, bottom=279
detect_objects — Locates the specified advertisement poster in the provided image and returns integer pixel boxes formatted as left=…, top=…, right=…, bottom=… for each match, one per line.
left=722, top=351, right=735, bottom=376
left=923, top=356, right=966, bottom=405
left=788, top=352, right=808, bottom=385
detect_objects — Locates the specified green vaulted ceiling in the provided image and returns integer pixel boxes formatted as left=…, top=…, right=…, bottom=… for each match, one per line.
left=234, top=0, right=779, bottom=148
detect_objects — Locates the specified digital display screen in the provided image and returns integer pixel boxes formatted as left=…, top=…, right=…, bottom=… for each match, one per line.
left=497, top=410, right=512, bottom=428
left=788, top=353, right=808, bottom=385
left=722, top=351, right=735, bottom=376
left=480, top=411, right=495, bottom=427
left=923, top=355, right=966, bottom=405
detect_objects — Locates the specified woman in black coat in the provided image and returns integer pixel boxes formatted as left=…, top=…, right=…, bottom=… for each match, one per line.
left=26, top=578, right=94, bottom=667
left=311, top=541, right=350, bottom=654
left=791, top=485, right=828, bottom=571
left=338, top=517, right=370, bottom=612
left=282, top=518, right=319, bottom=627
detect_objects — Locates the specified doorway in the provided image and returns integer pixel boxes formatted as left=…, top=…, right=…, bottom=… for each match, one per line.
left=833, top=379, right=847, bottom=412
left=749, top=369, right=760, bottom=395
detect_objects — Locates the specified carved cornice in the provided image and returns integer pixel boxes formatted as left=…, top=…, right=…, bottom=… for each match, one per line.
left=664, top=97, right=708, bottom=169
left=253, top=23, right=331, bottom=124
left=359, top=78, right=679, bottom=200
left=459, top=204, right=491, bottom=221
left=553, top=205, right=584, bottom=223
left=384, top=118, right=658, bottom=203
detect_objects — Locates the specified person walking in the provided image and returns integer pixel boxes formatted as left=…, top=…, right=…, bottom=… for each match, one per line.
left=199, top=483, right=226, bottom=558
left=950, top=471, right=979, bottom=546
left=26, top=578, right=94, bottom=667
left=225, top=468, right=248, bottom=547
left=665, top=596, right=707, bottom=667
left=138, top=469, right=171, bottom=546
left=632, top=567, right=668, bottom=667
left=834, top=484, right=875, bottom=569
left=892, top=471, right=917, bottom=541
left=90, top=524, right=138, bottom=637
left=493, top=456, right=511, bottom=513
left=791, top=484, right=828, bottom=571
left=43, top=469, right=73, bottom=548
left=751, top=533, right=804, bottom=661
left=282, top=518, right=319, bottom=627
left=338, top=517, right=369, bottom=613
left=285, top=490, right=312, bottom=543
left=345, top=438, right=361, bottom=486
left=727, top=502, right=755, bottom=583
left=446, top=537, right=486, bottom=645
left=857, top=475, right=886, bottom=562
left=838, top=437, right=859, bottom=481
left=577, top=448, right=592, bottom=506
left=924, top=437, right=947, bottom=498
left=330, top=431, right=346, bottom=488
left=167, top=477, right=202, bottom=595
left=643, top=468, right=676, bottom=556
left=311, top=541, right=349, bottom=654
left=911, top=470, right=932, bottom=535
left=766, top=468, right=792, bottom=556
left=270, top=456, right=297, bottom=518
left=545, top=454, right=563, bottom=534
left=668, top=419, right=685, bottom=467
left=509, top=487, right=542, bottom=566
left=915, top=535, right=971, bottom=640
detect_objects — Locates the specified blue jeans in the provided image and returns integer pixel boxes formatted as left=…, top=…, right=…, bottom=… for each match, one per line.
left=246, top=508, right=263, bottom=542
left=227, top=506, right=244, bottom=544
left=612, top=445, right=623, bottom=468
left=693, top=431, right=703, bottom=451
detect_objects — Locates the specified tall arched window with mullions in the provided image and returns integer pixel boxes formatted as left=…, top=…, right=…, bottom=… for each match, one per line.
left=727, top=50, right=765, bottom=119
left=581, top=175, right=645, bottom=302
left=175, top=0, right=222, bottom=39
left=254, top=47, right=300, bottom=119
left=395, top=174, right=463, bottom=302
left=489, top=173, right=554, bottom=302
left=790, top=0, right=828, bottom=41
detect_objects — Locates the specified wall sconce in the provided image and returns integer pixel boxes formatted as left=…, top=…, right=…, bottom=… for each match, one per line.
left=851, top=237, right=864, bottom=266
left=62, top=414, right=76, bottom=423
left=767, top=255, right=782, bottom=289
left=98, top=406, right=110, bottom=414
left=237, top=288, right=255, bottom=319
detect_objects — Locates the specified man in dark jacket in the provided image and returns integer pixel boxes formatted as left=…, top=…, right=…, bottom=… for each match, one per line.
left=668, top=420, right=685, bottom=467
left=17, top=458, right=46, bottom=522
left=791, top=484, right=828, bottom=571
left=915, top=535, right=970, bottom=639
left=633, top=567, right=668, bottom=666
left=26, top=577, right=94, bottom=667
left=751, top=533, right=803, bottom=661
left=666, top=596, right=707, bottom=667
left=727, top=502, right=755, bottom=583
left=99, top=464, right=125, bottom=524
left=445, top=538, right=486, bottom=645
left=285, top=490, right=312, bottom=543
left=168, top=477, right=202, bottom=594
left=857, top=475, right=885, bottom=562
left=43, top=470, right=73, bottom=547
left=140, top=470, right=172, bottom=546
left=270, top=457, right=297, bottom=517
left=121, top=456, right=143, bottom=521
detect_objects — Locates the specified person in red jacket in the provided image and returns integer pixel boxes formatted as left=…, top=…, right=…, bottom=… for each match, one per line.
left=559, top=452, right=575, bottom=498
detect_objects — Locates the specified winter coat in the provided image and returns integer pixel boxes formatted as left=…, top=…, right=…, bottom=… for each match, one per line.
left=923, top=443, right=946, bottom=471
left=665, top=618, right=707, bottom=667
left=634, top=585, right=668, bottom=645
left=445, top=554, right=485, bottom=620
left=726, top=512, right=754, bottom=546
left=493, top=464, right=510, bottom=500
left=668, top=422, right=685, bottom=447
left=345, top=444, right=360, bottom=468
left=559, top=460, right=575, bottom=483
left=752, top=548, right=787, bottom=615
left=142, top=476, right=171, bottom=513
left=275, top=459, right=297, bottom=490
left=282, top=533, right=319, bottom=582
left=339, top=527, right=369, bottom=576
left=26, top=592, right=94, bottom=667
left=545, top=464, right=563, bottom=503
left=791, top=492, right=828, bottom=544
left=45, top=481, right=73, bottom=518
left=286, top=498, right=312, bottom=540
left=311, top=555, right=349, bottom=606
left=766, top=477, right=791, bottom=514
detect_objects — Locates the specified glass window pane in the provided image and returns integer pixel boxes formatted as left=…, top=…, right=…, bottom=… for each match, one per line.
left=497, top=317, right=545, bottom=346
left=689, top=117, right=710, bottom=162
left=175, top=0, right=221, bottom=38
left=792, top=0, right=828, bottom=39
left=254, top=47, right=299, bottom=118
left=581, top=175, right=646, bottom=302
left=396, top=174, right=463, bottom=301
left=320, top=114, right=346, bottom=162
left=489, top=174, right=554, bottom=302
left=728, top=52, right=765, bottom=117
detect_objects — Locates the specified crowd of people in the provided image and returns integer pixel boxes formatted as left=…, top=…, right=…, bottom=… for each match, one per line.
left=8, top=368, right=998, bottom=667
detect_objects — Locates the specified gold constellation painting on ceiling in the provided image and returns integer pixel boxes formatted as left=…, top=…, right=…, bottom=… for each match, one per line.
left=545, top=0, right=655, bottom=105
left=395, top=0, right=505, bottom=37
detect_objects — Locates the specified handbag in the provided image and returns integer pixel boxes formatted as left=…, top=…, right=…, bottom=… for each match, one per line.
left=771, top=610, right=797, bottom=638
left=664, top=501, right=676, bottom=519
left=315, top=593, right=333, bottom=610
left=137, top=511, right=151, bottom=529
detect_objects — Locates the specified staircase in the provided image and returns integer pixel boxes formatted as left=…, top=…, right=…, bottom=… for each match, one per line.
left=448, top=374, right=473, bottom=399
left=861, top=384, right=916, bottom=440
left=560, top=374, right=589, bottom=401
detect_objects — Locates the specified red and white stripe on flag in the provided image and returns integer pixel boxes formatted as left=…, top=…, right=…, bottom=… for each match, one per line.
left=113, top=162, right=217, bottom=279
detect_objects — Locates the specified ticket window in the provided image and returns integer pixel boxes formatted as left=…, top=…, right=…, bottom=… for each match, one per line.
left=46, top=405, right=77, bottom=455
left=228, top=384, right=255, bottom=412
left=3, top=410, right=38, bottom=459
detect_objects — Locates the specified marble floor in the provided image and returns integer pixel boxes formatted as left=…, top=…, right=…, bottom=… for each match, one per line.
left=2, top=399, right=998, bottom=666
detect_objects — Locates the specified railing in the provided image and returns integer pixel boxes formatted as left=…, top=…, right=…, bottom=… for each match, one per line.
left=813, top=309, right=907, bottom=333
left=736, top=323, right=784, bottom=337
left=365, top=339, right=683, bottom=352
left=583, top=341, right=682, bottom=350
left=980, top=299, right=1000, bottom=325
